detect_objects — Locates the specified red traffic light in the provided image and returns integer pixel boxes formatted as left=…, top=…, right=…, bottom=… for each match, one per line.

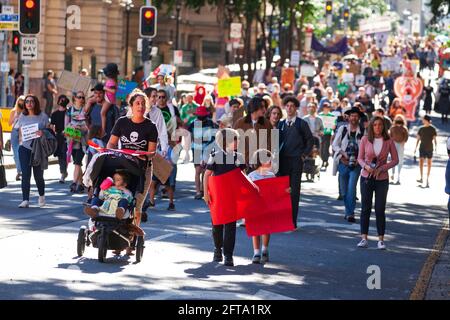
left=25, top=0, right=35, bottom=9
left=144, top=10, right=153, bottom=20
left=13, top=36, right=19, bottom=45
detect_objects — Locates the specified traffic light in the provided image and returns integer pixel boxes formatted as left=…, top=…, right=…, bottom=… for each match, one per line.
left=139, top=6, right=157, bottom=38
left=325, top=1, right=332, bottom=15
left=19, top=0, right=41, bottom=35
left=343, top=8, right=350, bottom=21
left=141, top=38, right=152, bottom=62
left=12, top=32, right=20, bottom=53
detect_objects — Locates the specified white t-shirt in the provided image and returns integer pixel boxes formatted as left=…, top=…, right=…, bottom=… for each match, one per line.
left=374, top=138, right=384, bottom=157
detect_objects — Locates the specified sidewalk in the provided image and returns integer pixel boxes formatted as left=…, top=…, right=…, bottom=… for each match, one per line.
left=425, top=223, right=450, bottom=300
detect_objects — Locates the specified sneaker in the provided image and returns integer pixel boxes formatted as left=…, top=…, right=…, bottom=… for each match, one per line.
left=261, top=251, right=269, bottom=264
left=69, top=183, right=77, bottom=193
left=76, top=185, right=85, bottom=194
left=357, top=239, right=369, bottom=248
left=377, top=241, right=386, bottom=250
left=346, top=216, right=356, bottom=223
left=38, top=196, right=45, bottom=207
left=59, top=172, right=68, bottom=184
left=213, top=248, right=223, bottom=262
left=416, top=178, right=423, bottom=183
left=252, top=254, right=261, bottom=264
left=18, top=200, right=29, bottom=208
left=194, top=193, right=203, bottom=200
left=224, top=256, right=234, bottom=267
left=167, top=202, right=175, bottom=211
left=426, top=180, right=430, bottom=188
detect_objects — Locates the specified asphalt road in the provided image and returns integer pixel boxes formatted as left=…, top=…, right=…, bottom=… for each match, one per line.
left=0, top=115, right=448, bottom=300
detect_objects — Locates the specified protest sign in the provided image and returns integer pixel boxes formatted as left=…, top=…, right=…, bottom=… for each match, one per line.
left=21, top=123, right=39, bottom=142
left=117, top=78, right=138, bottom=100
left=217, top=77, right=241, bottom=98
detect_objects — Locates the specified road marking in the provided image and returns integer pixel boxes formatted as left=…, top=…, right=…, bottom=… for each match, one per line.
left=299, top=221, right=360, bottom=231
left=149, top=233, right=176, bottom=242
left=137, top=289, right=293, bottom=300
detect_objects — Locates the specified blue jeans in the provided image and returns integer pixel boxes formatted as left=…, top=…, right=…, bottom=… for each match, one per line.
left=11, top=128, right=21, bottom=173
left=338, top=163, right=361, bottom=217
left=19, top=146, right=45, bottom=201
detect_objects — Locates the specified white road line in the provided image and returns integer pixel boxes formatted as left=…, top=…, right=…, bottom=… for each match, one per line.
left=149, top=233, right=176, bottom=242
left=137, top=289, right=294, bottom=300
left=299, top=221, right=360, bottom=230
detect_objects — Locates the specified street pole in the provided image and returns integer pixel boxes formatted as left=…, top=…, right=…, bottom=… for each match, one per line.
left=124, top=7, right=130, bottom=77
left=343, top=0, right=348, bottom=34
left=23, top=61, right=29, bottom=95
left=175, top=3, right=181, bottom=51
left=143, top=0, right=152, bottom=79
left=1, top=31, right=8, bottom=107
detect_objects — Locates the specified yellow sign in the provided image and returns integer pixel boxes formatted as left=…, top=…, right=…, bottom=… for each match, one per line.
left=0, top=108, right=12, bottom=132
left=217, top=76, right=241, bottom=98
left=0, top=22, right=18, bottom=31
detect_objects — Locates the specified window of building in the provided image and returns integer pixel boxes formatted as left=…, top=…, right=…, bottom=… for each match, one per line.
left=202, top=41, right=221, bottom=55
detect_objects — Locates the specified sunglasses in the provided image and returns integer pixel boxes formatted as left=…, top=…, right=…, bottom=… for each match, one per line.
left=25, top=100, right=34, bottom=104
left=76, top=96, right=85, bottom=99
left=157, top=96, right=166, bottom=99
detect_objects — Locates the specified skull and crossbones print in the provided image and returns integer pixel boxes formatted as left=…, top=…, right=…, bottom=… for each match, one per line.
left=120, top=131, right=147, bottom=149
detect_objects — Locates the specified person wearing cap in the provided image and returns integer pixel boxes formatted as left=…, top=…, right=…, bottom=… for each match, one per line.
left=43, top=70, right=58, bottom=116
left=332, top=106, right=365, bottom=223
left=239, top=80, right=252, bottom=109
left=319, top=87, right=335, bottom=112
left=188, top=106, right=218, bottom=199
left=414, top=115, right=437, bottom=188
left=278, top=96, right=314, bottom=229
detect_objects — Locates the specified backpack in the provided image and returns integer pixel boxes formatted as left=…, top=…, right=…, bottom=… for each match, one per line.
left=339, top=125, right=364, bottom=143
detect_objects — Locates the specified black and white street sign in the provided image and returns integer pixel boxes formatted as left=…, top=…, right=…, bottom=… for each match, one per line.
left=21, top=37, right=38, bottom=60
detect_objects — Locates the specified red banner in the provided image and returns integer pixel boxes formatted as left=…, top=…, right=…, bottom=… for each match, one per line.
left=245, top=176, right=294, bottom=237
left=208, top=170, right=295, bottom=235
left=208, top=168, right=259, bottom=225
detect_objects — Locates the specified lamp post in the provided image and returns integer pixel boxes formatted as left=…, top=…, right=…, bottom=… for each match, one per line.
left=175, top=0, right=182, bottom=50
left=120, top=0, right=134, bottom=78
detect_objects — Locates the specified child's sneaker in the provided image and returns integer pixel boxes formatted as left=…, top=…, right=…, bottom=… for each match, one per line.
left=261, top=250, right=269, bottom=264
left=252, top=254, right=261, bottom=264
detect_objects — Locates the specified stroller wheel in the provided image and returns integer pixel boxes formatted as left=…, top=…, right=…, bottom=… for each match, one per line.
left=98, top=229, right=108, bottom=263
left=77, top=226, right=87, bottom=257
left=135, top=236, right=145, bottom=263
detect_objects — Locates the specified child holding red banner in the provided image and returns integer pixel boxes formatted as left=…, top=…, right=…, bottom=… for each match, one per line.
left=247, top=149, right=291, bottom=264
left=204, top=128, right=246, bottom=267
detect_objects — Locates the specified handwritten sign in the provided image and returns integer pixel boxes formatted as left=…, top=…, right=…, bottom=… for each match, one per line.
left=21, top=123, right=39, bottom=142
left=320, top=115, right=337, bottom=130
left=64, top=126, right=82, bottom=141
left=218, top=77, right=241, bottom=98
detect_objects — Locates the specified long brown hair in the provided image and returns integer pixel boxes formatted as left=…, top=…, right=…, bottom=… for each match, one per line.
left=22, top=95, right=41, bottom=116
left=367, top=116, right=390, bottom=143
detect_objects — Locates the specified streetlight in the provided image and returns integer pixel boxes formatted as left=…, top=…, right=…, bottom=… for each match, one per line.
left=175, top=0, right=182, bottom=50
left=120, top=0, right=134, bottom=77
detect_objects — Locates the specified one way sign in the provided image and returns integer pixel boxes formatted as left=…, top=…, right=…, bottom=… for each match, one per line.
left=21, top=37, right=38, bottom=60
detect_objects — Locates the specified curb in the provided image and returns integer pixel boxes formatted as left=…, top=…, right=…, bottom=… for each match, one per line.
left=410, top=221, right=450, bottom=300
left=4, top=159, right=59, bottom=170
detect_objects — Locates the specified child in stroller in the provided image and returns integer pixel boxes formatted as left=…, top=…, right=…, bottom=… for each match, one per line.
left=84, top=171, right=133, bottom=220
left=77, top=150, right=146, bottom=263
left=303, top=136, right=322, bottom=182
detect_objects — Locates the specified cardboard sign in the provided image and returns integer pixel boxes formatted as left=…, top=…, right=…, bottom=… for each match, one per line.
left=342, top=72, right=355, bottom=84
left=320, top=115, right=337, bottom=130
left=300, top=64, right=316, bottom=77
left=152, top=153, right=174, bottom=184
left=117, top=78, right=138, bottom=100
left=281, top=67, right=295, bottom=87
left=290, top=51, right=301, bottom=67
left=57, top=70, right=92, bottom=96
left=218, top=77, right=241, bottom=98
left=21, top=123, right=39, bottom=142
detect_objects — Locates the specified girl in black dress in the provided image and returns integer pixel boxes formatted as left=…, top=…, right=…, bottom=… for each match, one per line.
left=423, top=81, right=434, bottom=115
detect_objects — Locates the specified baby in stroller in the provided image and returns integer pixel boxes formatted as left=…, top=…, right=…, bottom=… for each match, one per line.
left=78, top=150, right=146, bottom=262
left=303, top=136, right=322, bottom=182
left=84, top=171, right=133, bottom=220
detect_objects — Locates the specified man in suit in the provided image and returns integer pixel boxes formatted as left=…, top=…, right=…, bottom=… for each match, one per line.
left=277, top=96, right=314, bottom=229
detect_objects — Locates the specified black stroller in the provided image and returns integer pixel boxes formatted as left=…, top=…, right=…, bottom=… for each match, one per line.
left=76, top=150, right=147, bottom=263
left=303, top=136, right=322, bottom=182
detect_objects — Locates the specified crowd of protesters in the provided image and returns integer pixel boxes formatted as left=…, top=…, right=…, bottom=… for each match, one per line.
left=1, top=33, right=450, bottom=266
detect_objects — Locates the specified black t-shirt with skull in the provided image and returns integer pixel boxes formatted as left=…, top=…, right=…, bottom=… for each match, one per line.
left=111, top=116, right=158, bottom=151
